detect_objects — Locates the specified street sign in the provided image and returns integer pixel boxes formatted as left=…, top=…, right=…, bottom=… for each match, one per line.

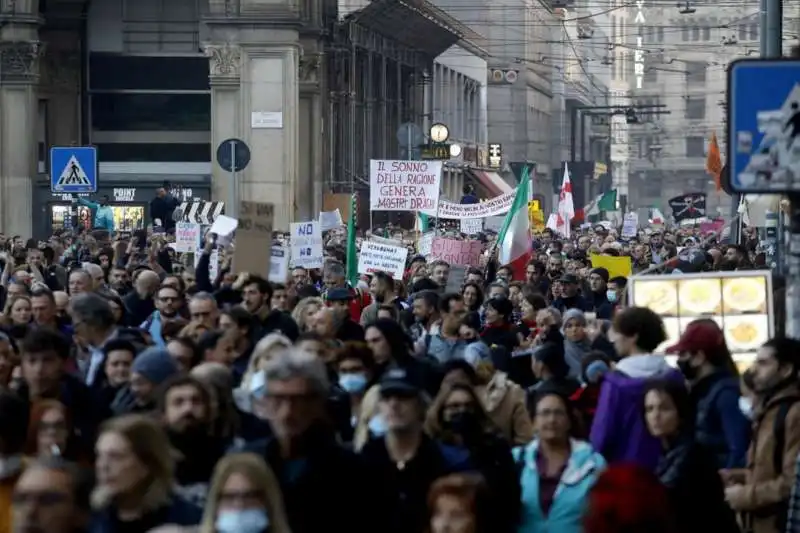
left=216, top=138, right=251, bottom=173
left=728, top=58, right=800, bottom=193
left=50, top=146, right=97, bottom=193
left=419, top=143, right=451, bottom=160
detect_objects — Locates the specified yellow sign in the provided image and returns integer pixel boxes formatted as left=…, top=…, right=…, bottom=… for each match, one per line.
left=590, top=253, right=632, bottom=278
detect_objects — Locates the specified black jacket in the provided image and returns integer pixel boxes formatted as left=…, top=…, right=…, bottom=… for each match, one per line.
left=150, top=195, right=180, bottom=230
left=656, top=435, right=740, bottom=533
left=243, top=425, right=371, bottom=533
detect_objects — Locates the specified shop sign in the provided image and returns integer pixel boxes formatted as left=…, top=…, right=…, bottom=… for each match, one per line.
left=114, top=188, right=136, bottom=202
left=171, top=188, right=194, bottom=201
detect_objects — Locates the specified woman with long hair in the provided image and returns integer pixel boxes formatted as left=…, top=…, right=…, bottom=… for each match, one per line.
left=664, top=319, right=751, bottom=468
left=425, top=383, right=519, bottom=533
left=89, top=415, right=202, bottom=531
left=200, top=453, right=291, bottom=533
left=291, top=296, right=324, bottom=333
left=642, top=380, right=740, bottom=533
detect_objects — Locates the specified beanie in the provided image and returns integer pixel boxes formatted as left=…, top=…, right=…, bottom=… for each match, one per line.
left=131, top=347, right=178, bottom=385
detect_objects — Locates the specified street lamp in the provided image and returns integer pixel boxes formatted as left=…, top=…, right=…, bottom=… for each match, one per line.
left=430, top=123, right=450, bottom=143
left=449, top=143, right=462, bottom=157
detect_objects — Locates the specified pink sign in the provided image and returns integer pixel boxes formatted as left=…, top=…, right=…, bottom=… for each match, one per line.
left=699, top=219, right=724, bottom=233
left=430, top=238, right=482, bottom=266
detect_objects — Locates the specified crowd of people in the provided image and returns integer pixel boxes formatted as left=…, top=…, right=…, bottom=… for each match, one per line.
left=0, top=221, right=794, bottom=533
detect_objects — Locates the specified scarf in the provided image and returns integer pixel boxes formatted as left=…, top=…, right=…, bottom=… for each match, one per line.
left=564, top=337, right=592, bottom=379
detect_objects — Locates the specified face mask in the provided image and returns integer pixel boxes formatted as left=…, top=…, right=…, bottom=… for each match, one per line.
left=215, top=509, right=270, bottom=533
left=250, top=371, right=267, bottom=399
left=446, top=412, right=481, bottom=435
left=738, top=397, right=754, bottom=420
left=676, top=358, right=698, bottom=380
left=606, top=290, right=618, bottom=303
left=368, top=414, right=388, bottom=437
left=339, top=373, right=368, bottom=394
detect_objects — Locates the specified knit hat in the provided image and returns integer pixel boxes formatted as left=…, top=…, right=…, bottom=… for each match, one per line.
left=589, top=267, right=610, bottom=283
left=562, top=308, right=587, bottom=329
left=131, top=347, right=178, bottom=385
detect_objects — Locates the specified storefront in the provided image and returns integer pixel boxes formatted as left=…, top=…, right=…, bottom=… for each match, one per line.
left=33, top=174, right=212, bottom=238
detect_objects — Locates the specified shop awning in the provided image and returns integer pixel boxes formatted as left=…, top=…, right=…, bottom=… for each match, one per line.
left=347, top=0, right=480, bottom=58
left=468, top=169, right=514, bottom=197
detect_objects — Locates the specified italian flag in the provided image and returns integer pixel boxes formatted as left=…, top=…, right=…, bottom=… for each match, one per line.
left=496, top=165, right=531, bottom=280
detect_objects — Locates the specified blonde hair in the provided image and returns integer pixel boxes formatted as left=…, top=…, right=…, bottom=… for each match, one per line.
left=240, top=333, right=292, bottom=390
left=90, top=415, right=174, bottom=513
left=291, top=297, right=324, bottom=332
left=200, top=453, right=292, bottom=533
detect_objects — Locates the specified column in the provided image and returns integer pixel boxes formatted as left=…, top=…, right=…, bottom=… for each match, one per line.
left=205, top=43, right=244, bottom=213
left=0, top=40, right=41, bottom=238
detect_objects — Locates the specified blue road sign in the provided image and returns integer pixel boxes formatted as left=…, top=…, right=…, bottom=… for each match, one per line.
left=50, top=146, right=98, bottom=193
left=728, top=58, right=800, bottom=193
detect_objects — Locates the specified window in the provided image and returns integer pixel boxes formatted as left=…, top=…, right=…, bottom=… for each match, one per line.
left=685, top=97, right=706, bottom=119
left=122, top=0, right=200, bottom=53
left=657, top=26, right=664, bottom=42
left=685, top=61, right=706, bottom=85
left=91, top=93, right=211, bottom=131
left=739, top=24, right=747, bottom=41
left=38, top=100, right=48, bottom=174
left=682, top=26, right=689, bottom=41
left=95, top=143, right=211, bottom=162
left=692, top=26, right=700, bottom=41
left=89, top=55, right=209, bottom=91
left=685, top=136, right=705, bottom=157
left=749, top=23, right=758, bottom=40
left=703, top=26, right=711, bottom=40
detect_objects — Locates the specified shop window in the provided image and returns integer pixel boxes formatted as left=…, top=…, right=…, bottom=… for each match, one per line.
left=122, top=0, right=200, bottom=53
left=50, top=204, right=145, bottom=233
left=685, top=97, right=706, bottom=120
left=89, top=55, right=209, bottom=91
left=91, top=93, right=211, bottom=131
left=95, top=143, right=210, bottom=162
left=685, top=136, right=705, bottom=158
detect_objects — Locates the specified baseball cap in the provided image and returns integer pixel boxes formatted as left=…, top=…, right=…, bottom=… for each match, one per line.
left=559, top=273, right=579, bottom=284
left=665, top=320, right=726, bottom=354
left=379, top=368, right=419, bottom=397
left=326, top=287, right=354, bottom=302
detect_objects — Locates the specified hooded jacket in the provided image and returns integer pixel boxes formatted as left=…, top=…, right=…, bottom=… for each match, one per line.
left=589, top=354, right=684, bottom=470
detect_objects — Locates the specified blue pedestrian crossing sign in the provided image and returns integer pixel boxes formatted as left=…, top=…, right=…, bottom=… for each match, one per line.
left=728, top=58, right=800, bottom=193
left=50, top=146, right=97, bottom=193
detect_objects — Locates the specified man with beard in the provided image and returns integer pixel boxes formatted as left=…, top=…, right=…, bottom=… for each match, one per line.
left=360, top=271, right=405, bottom=326
left=141, top=285, right=183, bottom=348
left=158, top=375, right=225, bottom=507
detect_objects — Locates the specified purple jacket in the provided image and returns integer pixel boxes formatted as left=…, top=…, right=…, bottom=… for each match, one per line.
left=589, top=354, right=684, bottom=470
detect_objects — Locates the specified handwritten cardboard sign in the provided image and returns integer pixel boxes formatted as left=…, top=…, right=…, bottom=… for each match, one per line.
left=430, top=238, right=482, bottom=266
left=234, top=201, right=274, bottom=276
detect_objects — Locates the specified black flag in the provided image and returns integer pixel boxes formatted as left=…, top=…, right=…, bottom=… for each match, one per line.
left=668, top=193, right=707, bottom=222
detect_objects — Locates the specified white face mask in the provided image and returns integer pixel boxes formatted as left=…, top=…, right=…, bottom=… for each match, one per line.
left=738, top=396, right=754, bottom=419
left=216, top=508, right=269, bottom=533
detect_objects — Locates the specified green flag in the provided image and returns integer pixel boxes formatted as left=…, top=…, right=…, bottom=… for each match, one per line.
left=597, top=189, right=617, bottom=212
left=417, top=213, right=429, bottom=232
left=346, top=194, right=358, bottom=286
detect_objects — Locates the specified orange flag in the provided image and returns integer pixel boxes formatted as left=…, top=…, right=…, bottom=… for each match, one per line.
left=706, top=132, right=723, bottom=191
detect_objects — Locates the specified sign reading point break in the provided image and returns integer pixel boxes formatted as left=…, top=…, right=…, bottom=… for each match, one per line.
left=369, top=159, right=442, bottom=211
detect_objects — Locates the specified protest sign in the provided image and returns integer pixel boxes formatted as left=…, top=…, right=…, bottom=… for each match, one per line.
left=417, top=232, right=434, bottom=257
left=269, top=247, right=289, bottom=283
left=369, top=160, right=442, bottom=211
left=319, top=209, right=343, bottom=231
left=460, top=218, right=483, bottom=235
left=484, top=216, right=505, bottom=232
left=420, top=191, right=515, bottom=219
left=621, top=212, right=639, bottom=238
left=290, top=221, right=323, bottom=269
left=430, top=238, right=482, bottom=266
left=358, top=240, right=408, bottom=279
left=234, top=201, right=274, bottom=276
left=174, top=222, right=200, bottom=253
left=590, top=253, right=632, bottom=278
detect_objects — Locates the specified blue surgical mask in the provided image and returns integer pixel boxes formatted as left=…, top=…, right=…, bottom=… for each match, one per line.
left=250, top=370, right=267, bottom=399
left=606, top=290, right=618, bottom=303
left=368, top=414, right=388, bottom=437
left=216, top=509, right=269, bottom=533
left=338, top=373, right=368, bottom=394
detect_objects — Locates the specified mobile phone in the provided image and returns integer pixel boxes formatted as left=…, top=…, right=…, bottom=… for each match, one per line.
left=134, top=229, right=147, bottom=250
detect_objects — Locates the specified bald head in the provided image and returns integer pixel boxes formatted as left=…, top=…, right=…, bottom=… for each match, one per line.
left=135, top=270, right=160, bottom=297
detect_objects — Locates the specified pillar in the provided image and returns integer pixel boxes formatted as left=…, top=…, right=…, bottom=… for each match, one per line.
left=0, top=37, right=41, bottom=238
